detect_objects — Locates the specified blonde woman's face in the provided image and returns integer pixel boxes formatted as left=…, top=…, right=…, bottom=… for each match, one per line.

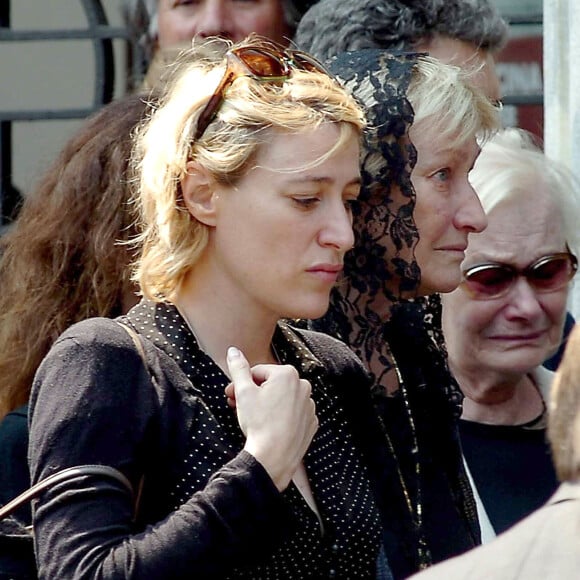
left=208, top=124, right=360, bottom=322
left=157, top=0, right=293, bottom=49
left=410, top=125, right=487, bottom=295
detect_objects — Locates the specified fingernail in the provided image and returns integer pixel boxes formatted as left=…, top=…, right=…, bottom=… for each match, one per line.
left=227, top=346, right=241, bottom=360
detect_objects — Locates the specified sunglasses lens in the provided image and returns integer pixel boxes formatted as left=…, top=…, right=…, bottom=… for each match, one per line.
left=529, top=256, right=575, bottom=290
left=462, top=254, right=577, bottom=299
left=236, top=47, right=289, bottom=77
left=463, top=265, right=514, bottom=298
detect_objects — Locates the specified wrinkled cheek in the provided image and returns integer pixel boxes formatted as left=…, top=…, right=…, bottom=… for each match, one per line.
left=544, top=295, right=569, bottom=339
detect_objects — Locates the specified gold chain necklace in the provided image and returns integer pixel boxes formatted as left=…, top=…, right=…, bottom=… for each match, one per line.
left=382, top=349, right=432, bottom=570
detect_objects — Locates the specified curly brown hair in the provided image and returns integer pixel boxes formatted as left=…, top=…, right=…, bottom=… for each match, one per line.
left=0, top=93, right=155, bottom=419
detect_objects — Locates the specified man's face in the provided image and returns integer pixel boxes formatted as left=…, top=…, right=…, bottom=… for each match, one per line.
left=156, top=0, right=293, bottom=49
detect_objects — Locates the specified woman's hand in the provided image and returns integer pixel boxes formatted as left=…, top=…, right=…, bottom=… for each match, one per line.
left=226, top=346, right=318, bottom=491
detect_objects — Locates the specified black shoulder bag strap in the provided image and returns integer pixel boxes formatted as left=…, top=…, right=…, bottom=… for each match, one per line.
left=0, top=465, right=133, bottom=523
left=0, top=320, right=149, bottom=525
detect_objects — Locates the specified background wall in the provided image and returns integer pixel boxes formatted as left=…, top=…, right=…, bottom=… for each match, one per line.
left=0, top=0, right=545, bottom=200
left=0, top=0, right=127, bottom=197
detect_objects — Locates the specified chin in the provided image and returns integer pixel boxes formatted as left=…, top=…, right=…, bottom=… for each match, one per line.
left=418, top=276, right=461, bottom=296
left=284, top=299, right=330, bottom=322
left=496, top=351, right=547, bottom=375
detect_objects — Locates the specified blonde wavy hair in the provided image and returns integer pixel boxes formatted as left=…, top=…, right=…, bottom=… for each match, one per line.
left=549, top=323, right=580, bottom=481
left=132, top=35, right=366, bottom=301
left=408, top=54, right=500, bottom=146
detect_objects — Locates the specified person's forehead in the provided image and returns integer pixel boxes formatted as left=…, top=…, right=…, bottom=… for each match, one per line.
left=418, top=35, right=501, bottom=102
left=466, top=194, right=566, bottom=263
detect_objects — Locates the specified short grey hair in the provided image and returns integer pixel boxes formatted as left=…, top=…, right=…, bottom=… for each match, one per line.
left=294, top=0, right=509, bottom=62
left=469, top=128, right=580, bottom=257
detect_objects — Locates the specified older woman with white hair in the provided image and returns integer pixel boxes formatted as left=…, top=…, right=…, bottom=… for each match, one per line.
left=441, top=128, right=580, bottom=541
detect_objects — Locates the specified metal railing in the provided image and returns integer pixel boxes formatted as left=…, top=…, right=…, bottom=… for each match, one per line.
left=0, top=0, right=141, bottom=224
left=0, top=6, right=544, bottom=223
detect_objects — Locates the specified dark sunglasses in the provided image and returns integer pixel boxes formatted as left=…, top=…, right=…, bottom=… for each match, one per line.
left=193, top=44, right=331, bottom=141
left=461, top=251, right=578, bottom=300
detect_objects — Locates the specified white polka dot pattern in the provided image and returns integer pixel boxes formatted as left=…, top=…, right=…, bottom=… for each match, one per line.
left=126, top=300, right=382, bottom=579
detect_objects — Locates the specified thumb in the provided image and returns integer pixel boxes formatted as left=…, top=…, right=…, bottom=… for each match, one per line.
left=226, top=346, right=254, bottom=396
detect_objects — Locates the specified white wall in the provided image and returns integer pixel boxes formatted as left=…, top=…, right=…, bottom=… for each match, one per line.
left=544, top=0, right=580, bottom=319
left=0, top=1, right=127, bottom=197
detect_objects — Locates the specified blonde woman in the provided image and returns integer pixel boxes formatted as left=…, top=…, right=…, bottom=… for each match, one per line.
left=28, top=36, right=383, bottom=579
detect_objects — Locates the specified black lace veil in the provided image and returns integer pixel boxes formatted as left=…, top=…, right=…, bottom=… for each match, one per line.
left=309, top=51, right=476, bottom=574
left=314, top=50, right=422, bottom=392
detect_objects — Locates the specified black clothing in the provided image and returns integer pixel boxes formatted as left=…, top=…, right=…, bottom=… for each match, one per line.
left=460, top=418, right=559, bottom=534
left=311, top=50, right=480, bottom=578
left=0, top=405, right=30, bottom=522
left=28, top=300, right=382, bottom=579
left=0, top=404, right=36, bottom=580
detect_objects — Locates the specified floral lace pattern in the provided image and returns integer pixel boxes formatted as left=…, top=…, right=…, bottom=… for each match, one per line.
left=311, top=50, right=478, bottom=577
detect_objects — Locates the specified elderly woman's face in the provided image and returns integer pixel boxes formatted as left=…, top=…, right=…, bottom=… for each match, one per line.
left=157, top=0, right=292, bottom=49
left=410, top=124, right=488, bottom=295
left=442, top=191, right=570, bottom=377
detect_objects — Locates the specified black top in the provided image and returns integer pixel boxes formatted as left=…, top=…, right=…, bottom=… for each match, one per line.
left=378, top=303, right=478, bottom=577
left=0, top=404, right=37, bottom=580
left=0, top=404, right=30, bottom=522
left=28, top=300, right=382, bottom=579
left=460, top=417, right=559, bottom=534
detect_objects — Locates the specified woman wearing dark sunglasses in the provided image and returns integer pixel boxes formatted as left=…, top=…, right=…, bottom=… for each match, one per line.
left=26, top=36, right=385, bottom=578
left=441, top=128, right=580, bottom=542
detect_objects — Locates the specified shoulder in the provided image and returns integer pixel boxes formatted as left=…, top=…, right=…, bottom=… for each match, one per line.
left=55, top=316, right=138, bottom=350
left=286, top=323, right=369, bottom=374
left=30, top=318, right=152, bottom=425
left=410, top=486, right=579, bottom=580
left=36, top=317, right=151, bottom=379
left=28, top=318, right=162, bottom=483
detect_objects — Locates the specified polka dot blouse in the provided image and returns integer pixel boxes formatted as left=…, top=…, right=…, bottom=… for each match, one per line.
left=125, top=299, right=382, bottom=578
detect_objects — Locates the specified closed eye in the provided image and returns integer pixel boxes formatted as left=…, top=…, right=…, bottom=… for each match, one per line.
left=292, top=197, right=320, bottom=208
left=344, top=198, right=359, bottom=213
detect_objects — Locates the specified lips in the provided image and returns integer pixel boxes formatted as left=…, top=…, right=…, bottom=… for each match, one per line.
left=439, top=245, right=467, bottom=253
left=489, top=331, right=545, bottom=341
left=306, top=264, right=343, bottom=282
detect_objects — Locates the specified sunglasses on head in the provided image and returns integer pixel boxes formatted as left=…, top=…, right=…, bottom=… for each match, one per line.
left=193, top=43, right=331, bottom=141
left=460, top=251, right=578, bottom=300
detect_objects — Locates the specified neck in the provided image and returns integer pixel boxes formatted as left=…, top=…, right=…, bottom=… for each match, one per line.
left=174, top=270, right=278, bottom=374
left=454, top=365, right=544, bottom=425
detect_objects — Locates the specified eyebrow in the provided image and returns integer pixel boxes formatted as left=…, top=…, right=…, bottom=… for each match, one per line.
left=284, top=176, right=361, bottom=186
left=430, top=147, right=479, bottom=163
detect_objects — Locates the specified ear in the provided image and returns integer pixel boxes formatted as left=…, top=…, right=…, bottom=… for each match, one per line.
left=181, top=160, right=219, bottom=227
